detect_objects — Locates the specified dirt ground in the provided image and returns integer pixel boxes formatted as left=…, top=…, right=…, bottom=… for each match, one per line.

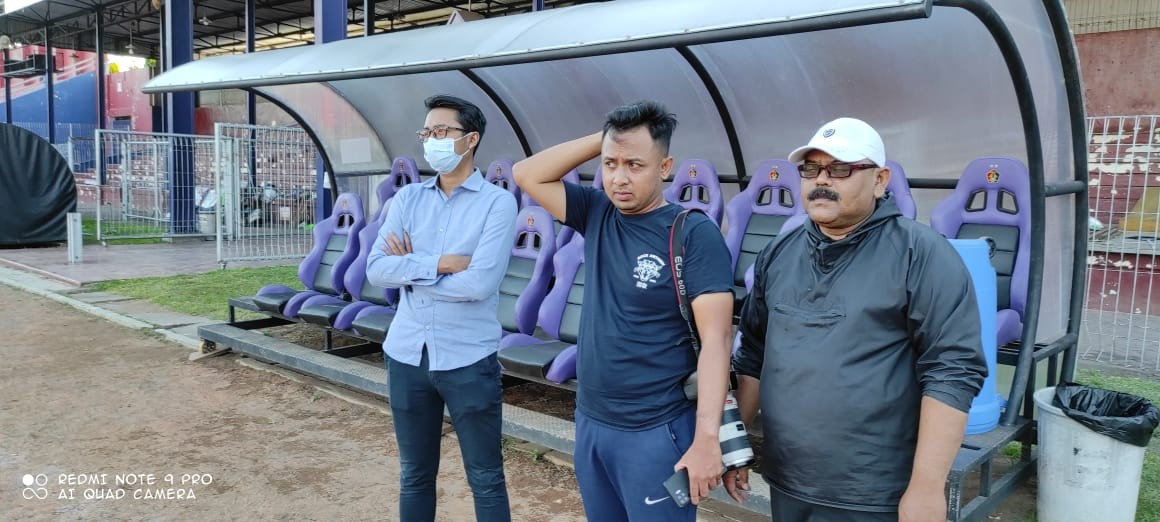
left=0, top=282, right=1041, bottom=521
left=0, top=285, right=586, bottom=521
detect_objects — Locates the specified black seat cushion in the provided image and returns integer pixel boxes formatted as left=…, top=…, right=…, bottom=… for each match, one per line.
left=298, top=302, right=350, bottom=327
left=252, top=290, right=298, bottom=314
left=351, top=312, right=394, bottom=344
left=229, top=297, right=261, bottom=312
left=498, top=341, right=570, bottom=380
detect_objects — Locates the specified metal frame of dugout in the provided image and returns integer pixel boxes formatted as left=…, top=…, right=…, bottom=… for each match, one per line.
left=144, top=1, right=1089, bottom=520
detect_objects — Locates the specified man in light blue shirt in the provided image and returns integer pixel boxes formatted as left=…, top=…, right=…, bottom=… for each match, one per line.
left=366, top=94, right=518, bottom=522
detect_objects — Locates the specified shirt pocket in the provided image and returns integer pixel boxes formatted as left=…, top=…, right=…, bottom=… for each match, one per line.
left=769, top=303, right=846, bottom=349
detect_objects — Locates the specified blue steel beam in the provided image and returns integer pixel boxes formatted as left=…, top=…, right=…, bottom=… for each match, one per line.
left=95, top=10, right=107, bottom=132
left=45, top=25, right=56, bottom=144
left=165, top=0, right=197, bottom=234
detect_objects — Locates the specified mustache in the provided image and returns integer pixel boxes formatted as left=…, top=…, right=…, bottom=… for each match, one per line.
left=808, top=187, right=839, bottom=202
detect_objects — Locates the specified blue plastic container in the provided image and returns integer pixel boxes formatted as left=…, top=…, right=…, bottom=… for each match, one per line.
left=948, top=238, right=1000, bottom=435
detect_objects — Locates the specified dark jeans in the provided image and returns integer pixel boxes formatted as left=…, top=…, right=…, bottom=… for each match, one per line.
left=387, top=349, right=510, bottom=522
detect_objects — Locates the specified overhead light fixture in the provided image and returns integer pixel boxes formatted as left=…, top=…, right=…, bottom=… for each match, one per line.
left=199, top=16, right=212, bottom=26
left=0, top=35, right=12, bottom=50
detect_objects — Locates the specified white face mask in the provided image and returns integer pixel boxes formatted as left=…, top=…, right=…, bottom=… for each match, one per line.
left=423, top=134, right=471, bottom=174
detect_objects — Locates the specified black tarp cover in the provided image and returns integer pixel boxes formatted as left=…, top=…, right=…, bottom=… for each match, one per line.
left=0, top=123, right=77, bottom=245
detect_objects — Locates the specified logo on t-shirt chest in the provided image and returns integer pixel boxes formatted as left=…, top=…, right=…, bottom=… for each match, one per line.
left=633, top=253, right=666, bottom=289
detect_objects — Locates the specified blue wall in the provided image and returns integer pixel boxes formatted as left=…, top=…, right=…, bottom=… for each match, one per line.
left=0, top=73, right=98, bottom=139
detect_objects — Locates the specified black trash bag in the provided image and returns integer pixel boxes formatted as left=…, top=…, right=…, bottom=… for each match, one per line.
left=1052, top=382, right=1160, bottom=447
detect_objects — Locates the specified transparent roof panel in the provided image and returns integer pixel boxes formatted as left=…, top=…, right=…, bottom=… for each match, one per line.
left=473, top=49, right=735, bottom=178
left=144, top=0, right=928, bottom=92
left=329, top=72, right=527, bottom=170
left=257, top=83, right=390, bottom=174
left=693, top=10, right=1024, bottom=185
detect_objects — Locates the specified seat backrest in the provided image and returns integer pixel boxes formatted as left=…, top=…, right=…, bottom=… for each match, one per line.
left=500, top=207, right=559, bottom=334
left=486, top=158, right=520, bottom=206
left=885, top=160, right=917, bottom=219
left=523, top=168, right=579, bottom=208
left=724, top=159, right=802, bottom=284
left=663, top=159, right=724, bottom=224
left=929, top=156, right=1030, bottom=315
left=375, top=157, right=422, bottom=219
left=299, top=192, right=366, bottom=295
left=346, top=197, right=397, bottom=307
left=538, top=236, right=585, bottom=344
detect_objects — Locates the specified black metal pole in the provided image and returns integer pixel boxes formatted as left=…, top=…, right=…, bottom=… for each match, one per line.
left=934, top=0, right=1044, bottom=426
left=678, top=46, right=747, bottom=186
left=364, top=0, right=376, bottom=36
left=1042, top=0, right=1089, bottom=384
left=246, top=0, right=257, bottom=186
left=3, top=49, right=12, bottom=124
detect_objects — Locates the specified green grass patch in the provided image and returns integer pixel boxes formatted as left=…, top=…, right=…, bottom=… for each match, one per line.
left=82, top=217, right=165, bottom=245
left=90, top=265, right=301, bottom=321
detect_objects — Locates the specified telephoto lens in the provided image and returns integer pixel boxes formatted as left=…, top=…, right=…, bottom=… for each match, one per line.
left=719, top=390, right=755, bottom=470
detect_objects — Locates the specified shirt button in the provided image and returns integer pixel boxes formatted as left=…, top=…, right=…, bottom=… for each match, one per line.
left=439, top=228, right=444, bottom=232
left=425, top=325, right=431, bottom=330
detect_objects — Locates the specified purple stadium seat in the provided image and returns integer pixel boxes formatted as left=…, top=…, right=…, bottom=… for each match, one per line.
left=886, top=160, right=917, bottom=220
left=724, top=159, right=803, bottom=308
left=663, top=159, right=724, bottom=224
left=251, top=192, right=366, bottom=318
left=297, top=197, right=398, bottom=335
left=499, top=207, right=559, bottom=336
left=497, top=236, right=585, bottom=384
left=930, top=156, right=1031, bottom=347
left=372, top=157, right=421, bottom=221
left=487, top=158, right=520, bottom=207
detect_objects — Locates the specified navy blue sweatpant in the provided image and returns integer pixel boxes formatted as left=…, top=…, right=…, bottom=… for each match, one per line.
left=573, top=407, right=698, bottom=522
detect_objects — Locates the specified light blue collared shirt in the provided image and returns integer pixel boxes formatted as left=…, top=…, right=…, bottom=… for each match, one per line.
left=366, top=169, right=518, bottom=371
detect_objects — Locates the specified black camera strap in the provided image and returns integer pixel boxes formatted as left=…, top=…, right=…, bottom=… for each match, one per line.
left=669, top=209, right=701, bottom=359
left=669, top=208, right=739, bottom=393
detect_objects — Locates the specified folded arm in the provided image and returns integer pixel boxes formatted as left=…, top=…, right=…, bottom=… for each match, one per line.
left=365, top=190, right=441, bottom=288
left=417, top=195, right=519, bottom=302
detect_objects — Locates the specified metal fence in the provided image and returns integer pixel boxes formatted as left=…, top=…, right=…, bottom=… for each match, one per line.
left=1082, top=115, right=1160, bottom=370
left=213, top=123, right=318, bottom=266
left=93, top=129, right=217, bottom=242
left=11, top=121, right=98, bottom=144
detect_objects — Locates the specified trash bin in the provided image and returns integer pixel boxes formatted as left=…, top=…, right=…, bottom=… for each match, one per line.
left=1034, top=384, right=1160, bottom=521
left=197, top=211, right=217, bottom=236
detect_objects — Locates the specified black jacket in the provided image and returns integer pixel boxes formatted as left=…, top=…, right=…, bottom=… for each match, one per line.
left=734, top=195, right=988, bottom=512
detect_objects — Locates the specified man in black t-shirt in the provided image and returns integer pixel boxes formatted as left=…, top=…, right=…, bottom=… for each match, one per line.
left=514, top=101, right=737, bottom=521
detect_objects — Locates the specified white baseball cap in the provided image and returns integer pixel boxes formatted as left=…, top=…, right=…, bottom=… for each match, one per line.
left=788, top=117, right=886, bottom=167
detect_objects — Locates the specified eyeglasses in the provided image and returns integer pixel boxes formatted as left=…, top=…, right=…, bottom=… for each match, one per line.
left=416, top=125, right=466, bottom=142
left=797, top=162, right=878, bottom=179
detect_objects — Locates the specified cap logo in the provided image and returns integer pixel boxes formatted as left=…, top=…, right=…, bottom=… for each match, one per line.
left=985, top=168, right=1000, bottom=184
left=497, top=165, right=503, bottom=175
left=689, top=166, right=698, bottom=179
left=822, top=128, right=836, bottom=138
left=527, top=215, right=535, bottom=227
left=769, top=167, right=779, bottom=182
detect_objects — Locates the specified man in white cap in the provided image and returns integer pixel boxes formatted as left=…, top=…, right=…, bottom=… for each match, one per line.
left=725, top=117, right=988, bottom=521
